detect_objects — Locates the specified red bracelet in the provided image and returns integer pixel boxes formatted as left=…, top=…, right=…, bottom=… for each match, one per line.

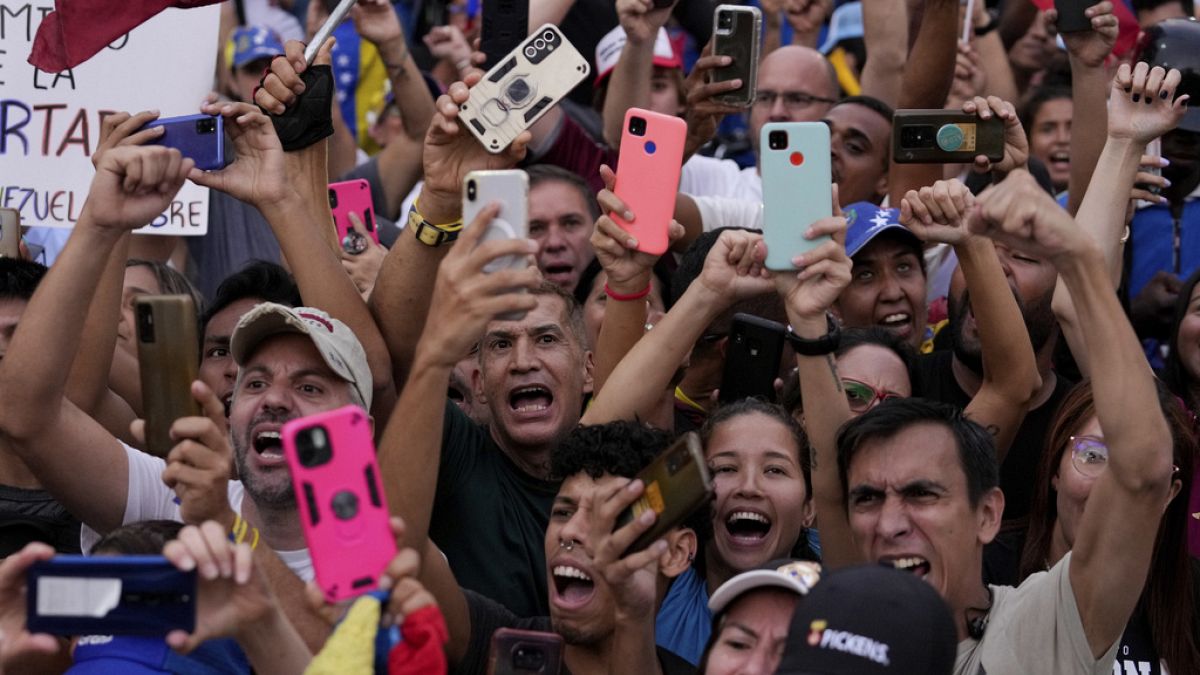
left=604, top=281, right=652, bottom=302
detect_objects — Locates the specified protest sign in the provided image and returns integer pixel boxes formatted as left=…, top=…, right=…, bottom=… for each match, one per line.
left=0, top=3, right=220, bottom=235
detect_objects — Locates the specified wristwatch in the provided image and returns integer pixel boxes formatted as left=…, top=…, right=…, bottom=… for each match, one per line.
left=408, top=201, right=463, bottom=247
left=786, top=314, right=842, bottom=356
left=975, top=8, right=1001, bottom=37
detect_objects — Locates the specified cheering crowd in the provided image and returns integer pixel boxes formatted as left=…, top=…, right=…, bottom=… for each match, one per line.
left=2, top=0, right=1200, bottom=672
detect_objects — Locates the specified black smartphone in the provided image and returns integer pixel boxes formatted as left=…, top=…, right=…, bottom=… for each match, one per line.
left=892, top=109, right=1005, bottom=164
left=27, top=556, right=196, bottom=636
left=1055, top=0, right=1097, bottom=33
left=719, top=313, right=787, bottom=404
left=615, top=432, right=713, bottom=554
left=712, top=5, right=762, bottom=107
left=481, top=0, right=530, bottom=70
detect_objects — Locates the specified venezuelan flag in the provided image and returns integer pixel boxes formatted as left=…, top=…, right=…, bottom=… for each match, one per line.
left=331, top=20, right=390, bottom=155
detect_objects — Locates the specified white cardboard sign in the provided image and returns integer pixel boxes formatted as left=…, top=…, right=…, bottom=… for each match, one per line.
left=0, top=4, right=220, bottom=235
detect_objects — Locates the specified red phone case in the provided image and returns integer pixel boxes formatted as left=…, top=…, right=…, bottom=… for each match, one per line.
left=329, top=179, right=379, bottom=246
left=612, top=108, right=686, bottom=256
left=282, top=406, right=395, bottom=603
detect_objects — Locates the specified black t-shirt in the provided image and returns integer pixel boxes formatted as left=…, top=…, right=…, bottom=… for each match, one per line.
left=913, top=350, right=1074, bottom=522
left=455, top=590, right=696, bottom=675
left=430, top=402, right=560, bottom=618
left=0, top=484, right=81, bottom=555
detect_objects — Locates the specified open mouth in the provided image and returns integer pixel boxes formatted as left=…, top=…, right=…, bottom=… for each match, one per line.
left=884, top=556, right=931, bottom=578
left=447, top=385, right=464, bottom=403
left=724, top=510, right=772, bottom=543
left=221, top=393, right=233, bottom=419
left=552, top=565, right=595, bottom=606
left=878, top=313, right=911, bottom=329
left=543, top=264, right=574, bottom=282
left=252, top=430, right=283, bottom=456
left=509, top=386, right=553, bottom=414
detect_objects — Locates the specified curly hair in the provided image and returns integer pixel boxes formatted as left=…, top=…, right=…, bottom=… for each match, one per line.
left=551, top=421, right=674, bottom=480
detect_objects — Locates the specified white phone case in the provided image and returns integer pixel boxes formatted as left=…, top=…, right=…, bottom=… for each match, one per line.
left=459, top=24, right=590, bottom=154
left=462, top=170, right=530, bottom=273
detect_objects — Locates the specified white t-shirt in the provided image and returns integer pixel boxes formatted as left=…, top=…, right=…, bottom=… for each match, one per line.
left=679, top=156, right=762, bottom=203
left=955, top=552, right=1119, bottom=675
left=80, top=444, right=313, bottom=581
left=693, top=195, right=763, bottom=233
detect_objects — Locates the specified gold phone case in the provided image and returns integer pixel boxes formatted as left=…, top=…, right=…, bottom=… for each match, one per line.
left=617, top=432, right=713, bottom=553
left=459, top=24, right=590, bottom=154
left=136, top=295, right=201, bottom=458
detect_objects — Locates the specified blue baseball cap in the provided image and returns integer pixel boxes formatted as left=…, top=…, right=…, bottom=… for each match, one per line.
left=842, top=203, right=920, bottom=258
left=230, top=26, right=285, bottom=70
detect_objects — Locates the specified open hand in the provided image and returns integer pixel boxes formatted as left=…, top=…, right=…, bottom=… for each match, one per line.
left=1108, top=62, right=1189, bottom=144
left=684, top=41, right=746, bottom=155
left=1048, top=1, right=1117, bottom=69
left=189, top=102, right=292, bottom=209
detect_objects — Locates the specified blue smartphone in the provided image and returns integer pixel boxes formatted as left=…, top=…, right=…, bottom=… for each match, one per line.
left=761, top=122, right=833, bottom=270
left=143, top=114, right=227, bottom=171
left=27, top=556, right=196, bottom=636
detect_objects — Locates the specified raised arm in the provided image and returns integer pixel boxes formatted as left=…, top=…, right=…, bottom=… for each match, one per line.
left=0, top=145, right=194, bottom=534
left=971, top=168, right=1175, bottom=659
left=582, top=229, right=775, bottom=425
left=368, top=75, right=531, bottom=386
left=602, top=0, right=678, bottom=148
left=858, top=0, right=907, bottom=107
left=900, top=179, right=1040, bottom=460
left=529, top=0, right=577, bottom=31
left=772, top=209, right=860, bottom=570
left=784, top=0, right=832, bottom=50
left=1053, top=63, right=1188, bottom=373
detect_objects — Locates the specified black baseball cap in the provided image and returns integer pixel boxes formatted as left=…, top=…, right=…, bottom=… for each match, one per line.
left=775, top=564, right=957, bottom=675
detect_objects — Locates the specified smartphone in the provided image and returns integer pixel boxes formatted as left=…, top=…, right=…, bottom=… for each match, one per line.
left=892, top=110, right=1004, bottom=164
left=1054, top=0, right=1096, bottom=33
left=27, top=556, right=196, bottom=636
left=615, top=432, right=713, bottom=554
left=459, top=24, right=590, bottom=154
left=481, top=0, right=530, bottom=70
left=761, top=122, right=833, bottom=270
left=488, top=628, right=564, bottom=675
left=719, top=314, right=787, bottom=405
left=143, top=114, right=227, bottom=171
left=0, top=208, right=19, bottom=258
left=712, top=5, right=762, bottom=108
left=463, top=170, right=530, bottom=274
left=612, top=108, right=686, bottom=256
left=329, top=179, right=379, bottom=254
left=136, top=295, right=201, bottom=459
left=282, top=405, right=396, bottom=604
left=1136, top=137, right=1163, bottom=200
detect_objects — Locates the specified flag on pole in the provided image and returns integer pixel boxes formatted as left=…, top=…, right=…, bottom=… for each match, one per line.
left=29, top=0, right=223, bottom=72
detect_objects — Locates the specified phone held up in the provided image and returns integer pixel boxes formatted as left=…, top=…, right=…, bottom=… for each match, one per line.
left=760, top=122, right=833, bottom=270
left=892, top=109, right=1004, bottom=164
left=719, top=313, right=788, bottom=405
left=711, top=5, right=762, bottom=107
left=615, top=432, right=713, bottom=555
left=488, top=628, right=565, bottom=675
left=282, top=405, right=396, bottom=603
left=143, top=114, right=229, bottom=171
left=135, top=295, right=202, bottom=458
left=329, top=179, right=379, bottom=255
left=612, top=108, right=686, bottom=256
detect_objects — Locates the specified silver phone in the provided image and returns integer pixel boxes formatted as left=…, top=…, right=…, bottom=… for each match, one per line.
left=463, top=170, right=530, bottom=274
left=459, top=24, right=590, bottom=154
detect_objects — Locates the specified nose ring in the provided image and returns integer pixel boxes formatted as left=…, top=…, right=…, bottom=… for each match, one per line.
left=559, top=538, right=576, bottom=552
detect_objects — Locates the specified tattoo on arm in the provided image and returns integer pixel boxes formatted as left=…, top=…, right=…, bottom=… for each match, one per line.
left=825, top=355, right=843, bottom=393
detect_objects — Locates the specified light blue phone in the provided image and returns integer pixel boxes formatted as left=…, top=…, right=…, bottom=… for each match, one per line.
left=761, top=122, right=832, bottom=270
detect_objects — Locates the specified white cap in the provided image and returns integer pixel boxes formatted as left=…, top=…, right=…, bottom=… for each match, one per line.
left=708, top=559, right=823, bottom=615
left=594, top=26, right=683, bottom=85
left=231, top=303, right=372, bottom=410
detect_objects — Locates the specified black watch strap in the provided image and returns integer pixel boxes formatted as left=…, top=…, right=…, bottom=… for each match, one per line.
left=787, top=315, right=842, bottom=356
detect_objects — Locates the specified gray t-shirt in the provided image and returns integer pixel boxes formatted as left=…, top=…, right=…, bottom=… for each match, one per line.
left=955, top=552, right=1119, bottom=675
left=188, top=191, right=282, bottom=302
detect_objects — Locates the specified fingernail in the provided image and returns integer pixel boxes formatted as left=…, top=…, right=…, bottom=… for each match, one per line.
left=1146, top=96, right=1154, bottom=105
left=1163, top=177, right=1172, bottom=187
left=1132, top=93, right=1140, bottom=102
left=1160, top=157, right=1171, bottom=167
left=624, top=211, right=634, bottom=221
left=639, top=509, right=656, bottom=525
left=1161, top=90, right=1170, bottom=99
left=204, top=564, right=218, bottom=580
left=627, top=479, right=643, bottom=492
left=177, top=556, right=195, bottom=572
left=627, top=238, right=638, bottom=248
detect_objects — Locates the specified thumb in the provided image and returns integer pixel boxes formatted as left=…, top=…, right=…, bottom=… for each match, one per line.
left=314, top=35, right=336, bottom=67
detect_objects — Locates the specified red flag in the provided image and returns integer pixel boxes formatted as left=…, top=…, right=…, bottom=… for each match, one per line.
left=29, top=0, right=222, bottom=72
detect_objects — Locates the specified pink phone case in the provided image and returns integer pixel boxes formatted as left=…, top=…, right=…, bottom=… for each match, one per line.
left=612, top=108, right=686, bottom=256
left=329, top=179, right=379, bottom=246
left=282, top=406, right=396, bottom=603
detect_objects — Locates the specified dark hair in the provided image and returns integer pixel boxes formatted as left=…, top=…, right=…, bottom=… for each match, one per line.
left=836, top=398, right=999, bottom=508
left=672, top=228, right=787, bottom=345
left=782, top=326, right=917, bottom=416
left=834, top=95, right=894, bottom=165
left=1018, top=85, right=1072, bottom=141
left=595, top=66, right=687, bottom=114
left=702, top=398, right=813, bottom=499
left=0, top=258, right=47, bottom=302
left=126, top=259, right=205, bottom=319
left=533, top=280, right=588, bottom=347
left=572, top=257, right=675, bottom=312
left=1165, top=268, right=1200, bottom=411
left=552, top=421, right=674, bottom=480
left=1019, top=380, right=1199, bottom=674
left=92, top=520, right=185, bottom=556
left=201, top=261, right=301, bottom=334
left=525, top=164, right=601, bottom=223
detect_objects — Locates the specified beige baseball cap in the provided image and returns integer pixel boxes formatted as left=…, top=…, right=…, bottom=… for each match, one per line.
left=230, top=303, right=372, bottom=410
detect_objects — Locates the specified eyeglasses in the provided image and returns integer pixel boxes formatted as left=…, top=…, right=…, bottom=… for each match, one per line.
left=1068, top=435, right=1108, bottom=479
left=754, top=90, right=838, bottom=111
left=842, top=379, right=903, bottom=413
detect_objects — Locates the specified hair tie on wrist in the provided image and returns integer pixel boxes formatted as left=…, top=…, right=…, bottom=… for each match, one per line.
left=605, top=281, right=652, bottom=302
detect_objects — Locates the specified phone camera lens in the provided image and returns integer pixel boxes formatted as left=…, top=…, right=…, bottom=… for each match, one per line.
left=534, top=38, right=546, bottom=50
left=718, top=12, right=733, bottom=29
left=328, top=189, right=339, bottom=209
left=467, top=180, right=477, bottom=200
left=901, top=125, right=936, bottom=149
left=196, top=117, right=216, bottom=134
left=543, top=29, right=556, bottom=42
left=628, top=116, right=647, bottom=137
left=513, top=646, right=546, bottom=671
left=525, top=46, right=538, bottom=59
left=768, top=130, right=788, bottom=150
left=297, top=425, right=333, bottom=468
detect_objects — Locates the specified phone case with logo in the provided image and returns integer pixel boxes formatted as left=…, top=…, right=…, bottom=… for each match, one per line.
left=459, top=24, right=590, bottom=154
left=761, top=122, right=833, bottom=270
left=282, top=406, right=396, bottom=603
left=612, top=108, right=686, bottom=256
